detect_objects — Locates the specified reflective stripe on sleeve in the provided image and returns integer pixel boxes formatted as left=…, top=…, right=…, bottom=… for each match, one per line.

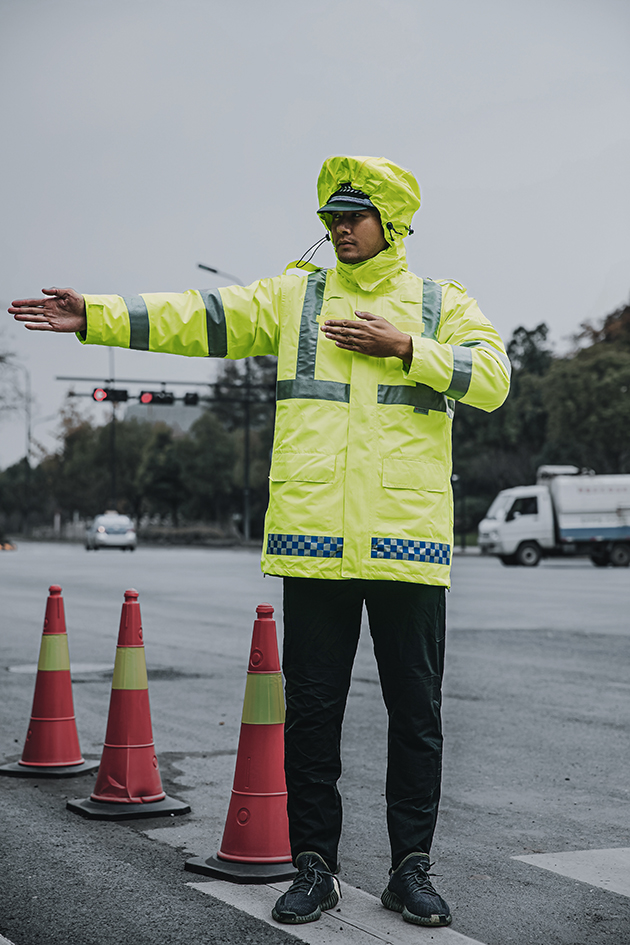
left=445, top=345, right=473, bottom=399
left=197, top=288, right=228, bottom=358
left=461, top=339, right=512, bottom=376
left=123, top=295, right=150, bottom=351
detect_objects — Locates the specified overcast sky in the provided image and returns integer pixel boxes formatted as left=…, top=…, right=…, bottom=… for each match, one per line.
left=1, top=0, right=629, bottom=469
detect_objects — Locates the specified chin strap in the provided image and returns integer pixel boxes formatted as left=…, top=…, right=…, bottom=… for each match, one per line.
left=294, top=233, right=331, bottom=268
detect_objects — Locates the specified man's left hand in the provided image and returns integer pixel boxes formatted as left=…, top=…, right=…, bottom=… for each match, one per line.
left=322, top=311, right=413, bottom=365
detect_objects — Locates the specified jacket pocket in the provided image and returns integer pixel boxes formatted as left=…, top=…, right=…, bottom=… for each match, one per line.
left=270, top=453, right=336, bottom=483
left=382, top=458, right=446, bottom=493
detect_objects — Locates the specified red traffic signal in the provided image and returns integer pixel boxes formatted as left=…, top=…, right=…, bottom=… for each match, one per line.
left=92, top=388, right=128, bottom=403
left=139, top=391, right=175, bottom=405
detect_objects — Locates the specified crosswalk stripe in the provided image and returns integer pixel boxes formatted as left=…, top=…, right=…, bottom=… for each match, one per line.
left=513, top=848, right=630, bottom=898
left=189, top=878, right=487, bottom=944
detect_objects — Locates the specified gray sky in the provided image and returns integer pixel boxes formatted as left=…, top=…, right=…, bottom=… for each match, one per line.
left=1, top=0, right=629, bottom=469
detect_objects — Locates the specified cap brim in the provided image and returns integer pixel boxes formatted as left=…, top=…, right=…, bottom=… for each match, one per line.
left=317, top=198, right=376, bottom=214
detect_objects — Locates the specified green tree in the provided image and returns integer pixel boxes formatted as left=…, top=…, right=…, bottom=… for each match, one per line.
left=542, top=345, right=630, bottom=473
left=179, top=410, right=236, bottom=523
left=136, top=426, right=188, bottom=526
left=452, top=322, right=554, bottom=527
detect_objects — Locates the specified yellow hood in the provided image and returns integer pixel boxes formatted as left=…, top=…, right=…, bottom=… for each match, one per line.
left=317, top=155, right=421, bottom=242
left=317, top=155, right=421, bottom=290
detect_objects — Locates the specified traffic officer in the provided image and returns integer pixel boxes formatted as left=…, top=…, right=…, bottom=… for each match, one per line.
left=10, top=154, right=510, bottom=928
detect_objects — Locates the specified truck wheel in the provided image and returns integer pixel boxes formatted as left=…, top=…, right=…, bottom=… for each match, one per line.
left=499, top=554, right=517, bottom=566
left=590, top=551, right=609, bottom=567
left=516, top=542, right=541, bottom=567
left=610, top=544, right=630, bottom=567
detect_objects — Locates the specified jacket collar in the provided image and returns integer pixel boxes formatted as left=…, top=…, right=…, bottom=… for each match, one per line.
left=335, top=241, right=408, bottom=293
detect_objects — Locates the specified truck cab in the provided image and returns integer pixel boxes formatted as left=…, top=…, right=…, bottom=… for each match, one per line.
left=478, top=485, right=555, bottom=566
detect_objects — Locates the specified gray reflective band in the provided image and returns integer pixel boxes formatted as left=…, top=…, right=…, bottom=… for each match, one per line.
left=461, top=339, right=512, bottom=376
left=445, top=345, right=473, bottom=400
left=376, top=279, right=447, bottom=416
left=421, top=279, right=443, bottom=340
left=378, top=383, right=448, bottom=414
left=198, top=289, right=228, bottom=358
left=277, top=378, right=350, bottom=403
left=123, top=296, right=149, bottom=351
left=277, top=269, right=349, bottom=403
left=296, top=269, right=327, bottom=377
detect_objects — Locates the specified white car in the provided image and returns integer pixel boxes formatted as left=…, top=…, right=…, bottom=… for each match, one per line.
left=86, top=513, right=137, bottom=551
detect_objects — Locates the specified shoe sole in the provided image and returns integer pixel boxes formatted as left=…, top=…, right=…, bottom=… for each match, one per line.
left=272, top=889, right=339, bottom=925
left=381, top=887, right=452, bottom=927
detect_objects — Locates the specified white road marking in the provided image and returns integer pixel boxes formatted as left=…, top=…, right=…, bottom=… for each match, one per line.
left=513, top=847, right=630, bottom=898
left=189, top=878, right=487, bottom=944
left=0, top=936, right=17, bottom=945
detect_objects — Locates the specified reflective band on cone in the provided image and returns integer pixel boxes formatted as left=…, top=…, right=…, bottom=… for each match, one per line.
left=185, top=603, right=296, bottom=883
left=66, top=589, right=190, bottom=820
left=0, top=585, right=98, bottom=778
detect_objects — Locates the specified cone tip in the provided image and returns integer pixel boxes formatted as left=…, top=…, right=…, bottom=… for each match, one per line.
left=124, top=588, right=139, bottom=601
left=48, top=585, right=62, bottom=596
left=256, top=603, right=274, bottom=617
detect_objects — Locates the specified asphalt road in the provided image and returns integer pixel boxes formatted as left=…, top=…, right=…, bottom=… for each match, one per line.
left=1, top=542, right=629, bottom=945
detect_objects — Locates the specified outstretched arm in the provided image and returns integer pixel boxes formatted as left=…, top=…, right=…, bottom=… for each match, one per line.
left=9, top=287, right=87, bottom=333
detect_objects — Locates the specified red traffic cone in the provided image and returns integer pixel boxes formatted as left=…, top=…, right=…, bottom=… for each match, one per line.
left=67, top=589, right=190, bottom=820
left=0, top=585, right=98, bottom=778
left=186, top=603, right=296, bottom=883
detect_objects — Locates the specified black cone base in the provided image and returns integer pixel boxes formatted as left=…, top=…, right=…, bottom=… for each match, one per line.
left=67, top=794, right=191, bottom=820
left=0, top=759, right=100, bottom=778
left=185, top=854, right=297, bottom=884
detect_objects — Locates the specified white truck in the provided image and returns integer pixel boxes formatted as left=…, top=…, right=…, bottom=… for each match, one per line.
left=477, top=465, right=630, bottom=567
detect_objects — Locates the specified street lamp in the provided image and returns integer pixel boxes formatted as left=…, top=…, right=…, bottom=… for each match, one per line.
left=198, top=264, right=253, bottom=543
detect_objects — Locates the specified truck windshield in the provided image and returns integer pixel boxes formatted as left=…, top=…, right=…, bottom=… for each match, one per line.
left=485, top=495, right=510, bottom=520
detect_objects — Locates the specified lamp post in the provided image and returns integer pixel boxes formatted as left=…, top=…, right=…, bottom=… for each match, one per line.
left=198, top=264, right=253, bottom=543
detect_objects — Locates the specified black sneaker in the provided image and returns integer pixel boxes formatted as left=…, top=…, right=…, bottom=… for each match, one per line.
left=272, top=851, right=340, bottom=924
left=381, top=852, right=452, bottom=926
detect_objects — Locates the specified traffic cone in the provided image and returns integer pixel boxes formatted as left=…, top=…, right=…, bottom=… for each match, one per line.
left=185, top=603, right=296, bottom=883
left=0, top=585, right=98, bottom=778
left=67, top=589, right=190, bottom=820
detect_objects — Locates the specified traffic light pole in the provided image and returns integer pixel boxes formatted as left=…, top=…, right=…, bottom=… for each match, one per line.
left=109, top=403, right=117, bottom=510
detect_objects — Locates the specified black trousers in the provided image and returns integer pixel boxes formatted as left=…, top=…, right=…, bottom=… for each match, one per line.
left=282, top=577, right=446, bottom=872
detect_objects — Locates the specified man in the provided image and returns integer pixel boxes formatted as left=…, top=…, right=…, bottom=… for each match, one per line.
left=11, top=155, right=510, bottom=928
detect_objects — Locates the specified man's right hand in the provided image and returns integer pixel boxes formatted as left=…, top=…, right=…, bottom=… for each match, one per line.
left=9, top=287, right=87, bottom=333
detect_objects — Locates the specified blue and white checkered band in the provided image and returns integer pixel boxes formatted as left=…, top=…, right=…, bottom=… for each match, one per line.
left=267, top=534, right=344, bottom=558
left=371, top=537, right=451, bottom=565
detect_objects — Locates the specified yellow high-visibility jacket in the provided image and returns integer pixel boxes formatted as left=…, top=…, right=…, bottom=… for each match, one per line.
left=80, top=157, right=510, bottom=586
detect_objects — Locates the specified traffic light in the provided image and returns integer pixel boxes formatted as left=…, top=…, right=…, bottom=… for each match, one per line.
left=139, top=391, right=175, bottom=405
left=184, top=392, right=199, bottom=406
left=92, top=388, right=128, bottom=403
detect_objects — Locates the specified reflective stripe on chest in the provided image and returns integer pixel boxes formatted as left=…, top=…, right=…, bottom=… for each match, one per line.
left=275, top=270, right=451, bottom=414
left=276, top=269, right=350, bottom=403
